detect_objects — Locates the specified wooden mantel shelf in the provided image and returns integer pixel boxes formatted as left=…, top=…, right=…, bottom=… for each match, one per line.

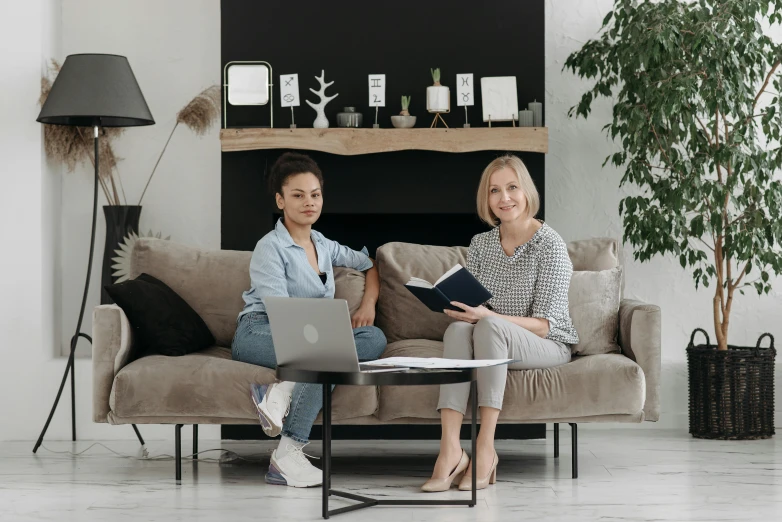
left=219, top=127, right=548, bottom=155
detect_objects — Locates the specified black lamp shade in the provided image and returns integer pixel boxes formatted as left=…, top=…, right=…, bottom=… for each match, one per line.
left=37, top=54, right=154, bottom=127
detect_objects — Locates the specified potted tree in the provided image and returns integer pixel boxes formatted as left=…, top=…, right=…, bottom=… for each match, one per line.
left=565, top=0, right=780, bottom=439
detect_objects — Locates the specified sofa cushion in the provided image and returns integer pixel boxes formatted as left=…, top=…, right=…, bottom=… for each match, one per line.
left=376, top=339, right=645, bottom=421
left=333, top=267, right=366, bottom=315
left=105, top=273, right=215, bottom=359
left=569, top=267, right=622, bottom=355
left=376, top=242, right=468, bottom=343
left=130, top=239, right=251, bottom=347
left=110, top=347, right=378, bottom=421
left=567, top=237, right=619, bottom=271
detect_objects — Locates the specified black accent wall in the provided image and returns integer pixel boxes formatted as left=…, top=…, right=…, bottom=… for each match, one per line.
left=221, top=0, right=545, bottom=252
left=220, top=0, right=546, bottom=440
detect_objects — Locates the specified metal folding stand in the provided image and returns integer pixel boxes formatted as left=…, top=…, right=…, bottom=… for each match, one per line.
left=320, top=382, right=478, bottom=519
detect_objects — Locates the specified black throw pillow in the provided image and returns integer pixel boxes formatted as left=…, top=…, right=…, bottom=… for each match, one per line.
left=105, top=273, right=215, bottom=358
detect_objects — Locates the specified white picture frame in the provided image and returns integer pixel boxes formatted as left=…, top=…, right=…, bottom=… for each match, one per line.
left=456, top=73, right=474, bottom=107
left=480, top=76, right=518, bottom=122
left=279, top=74, right=300, bottom=108
left=369, top=74, right=386, bottom=107
left=226, top=64, right=270, bottom=105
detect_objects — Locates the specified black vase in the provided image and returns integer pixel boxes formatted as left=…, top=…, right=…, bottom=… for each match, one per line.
left=101, top=205, right=142, bottom=304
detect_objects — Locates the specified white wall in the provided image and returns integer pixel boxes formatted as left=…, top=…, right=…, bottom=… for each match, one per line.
left=546, top=0, right=782, bottom=429
left=0, top=1, right=778, bottom=442
left=0, top=0, right=221, bottom=442
left=59, top=0, right=221, bottom=360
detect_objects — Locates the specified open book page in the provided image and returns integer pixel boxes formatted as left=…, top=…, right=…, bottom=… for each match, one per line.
left=434, top=264, right=464, bottom=286
left=363, top=357, right=514, bottom=369
left=405, top=277, right=434, bottom=289
left=405, top=264, right=464, bottom=288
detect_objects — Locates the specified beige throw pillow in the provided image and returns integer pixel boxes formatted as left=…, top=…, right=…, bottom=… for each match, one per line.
left=568, top=267, right=622, bottom=355
left=375, top=242, right=468, bottom=343
left=333, top=266, right=366, bottom=316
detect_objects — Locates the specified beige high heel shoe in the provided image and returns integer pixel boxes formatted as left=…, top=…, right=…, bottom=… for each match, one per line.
left=421, top=449, right=469, bottom=492
left=458, top=451, right=498, bottom=491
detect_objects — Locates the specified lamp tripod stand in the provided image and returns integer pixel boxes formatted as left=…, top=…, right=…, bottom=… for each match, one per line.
left=32, top=126, right=145, bottom=453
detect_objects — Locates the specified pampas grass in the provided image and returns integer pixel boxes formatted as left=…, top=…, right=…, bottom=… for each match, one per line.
left=40, top=60, right=127, bottom=205
left=138, top=85, right=220, bottom=204
left=41, top=61, right=220, bottom=206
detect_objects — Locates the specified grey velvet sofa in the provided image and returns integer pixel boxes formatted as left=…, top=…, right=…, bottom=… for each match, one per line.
left=92, top=237, right=661, bottom=480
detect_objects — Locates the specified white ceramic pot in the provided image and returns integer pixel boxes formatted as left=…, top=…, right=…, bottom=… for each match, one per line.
left=426, top=85, right=450, bottom=113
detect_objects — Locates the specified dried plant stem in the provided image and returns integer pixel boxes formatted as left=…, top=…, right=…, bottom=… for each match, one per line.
left=108, top=169, right=121, bottom=206
left=139, top=122, right=178, bottom=205
left=116, top=165, right=128, bottom=206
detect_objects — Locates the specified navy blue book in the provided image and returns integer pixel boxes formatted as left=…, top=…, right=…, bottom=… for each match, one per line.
left=404, top=264, right=492, bottom=313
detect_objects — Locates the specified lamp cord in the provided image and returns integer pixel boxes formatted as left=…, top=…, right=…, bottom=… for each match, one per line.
left=32, top=125, right=100, bottom=453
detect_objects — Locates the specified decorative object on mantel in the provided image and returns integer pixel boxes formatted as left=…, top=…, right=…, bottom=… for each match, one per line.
left=518, top=109, right=534, bottom=127
left=566, top=0, right=782, bottom=439
left=391, top=96, right=416, bottom=128
left=34, top=53, right=154, bottom=454
left=112, top=230, right=171, bottom=283
left=306, top=70, right=339, bottom=128
left=279, top=73, right=300, bottom=129
left=426, top=68, right=450, bottom=128
left=368, top=74, right=386, bottom=128
left=480, top=76, right=519, bottom=127
left=222, top=61, right=273, bottom=128
left=528, top=99, right=543, bottom=127
left=336, top=107, right=363, bottom=128
left=456, top=73, right=474, bottom=128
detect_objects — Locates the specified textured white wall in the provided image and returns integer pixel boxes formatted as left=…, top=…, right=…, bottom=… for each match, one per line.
left=546, top=0, right=782, bottom=429
left=58, top=0, right=222, bottom=360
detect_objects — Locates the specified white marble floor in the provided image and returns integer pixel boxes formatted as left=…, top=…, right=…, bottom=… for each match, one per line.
left=0, top=430, right=780, bottom=521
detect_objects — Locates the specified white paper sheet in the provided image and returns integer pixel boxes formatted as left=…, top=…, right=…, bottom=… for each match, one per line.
left=362, top=357, right=514, bottom=369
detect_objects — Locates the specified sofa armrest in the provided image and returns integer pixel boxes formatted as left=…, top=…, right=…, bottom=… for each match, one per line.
left=618, top=299, right=661, bottom=421
left=92, top=304, right=134, bottom=423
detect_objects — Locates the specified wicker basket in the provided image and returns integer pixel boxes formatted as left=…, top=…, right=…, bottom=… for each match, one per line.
left=686, top=328, right=776, bottom=440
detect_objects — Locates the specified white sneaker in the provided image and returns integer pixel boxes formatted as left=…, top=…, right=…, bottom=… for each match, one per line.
left=250, top=383, right=291, bottom=437
left=266, top=443, right=322, bottom=487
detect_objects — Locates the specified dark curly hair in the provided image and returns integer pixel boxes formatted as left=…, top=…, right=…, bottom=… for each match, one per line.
left=268, top=152, right=324, bottom=196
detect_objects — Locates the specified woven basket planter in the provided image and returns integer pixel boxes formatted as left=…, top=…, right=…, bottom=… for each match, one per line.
left=686, top=328, right=776, bottom=440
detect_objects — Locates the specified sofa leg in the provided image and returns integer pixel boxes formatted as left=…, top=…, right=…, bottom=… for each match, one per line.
left=553, top=423, right=559, bottom=458
left=175, top=424, right=183, bottom=484
left=193, top=424, right=198, bottom=460
left=568, top=423, right=578, bottom=479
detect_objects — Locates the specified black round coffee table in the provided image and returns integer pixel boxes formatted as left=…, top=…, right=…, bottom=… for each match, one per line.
left=276, top=366, right=478, bottom=519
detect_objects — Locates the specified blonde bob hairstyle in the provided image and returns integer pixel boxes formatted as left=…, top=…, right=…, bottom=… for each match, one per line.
left=476, top=154, right=540, bottom=227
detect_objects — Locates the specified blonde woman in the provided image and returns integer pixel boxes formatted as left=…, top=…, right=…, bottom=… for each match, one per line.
left=421, top=154, right=579, bottom=492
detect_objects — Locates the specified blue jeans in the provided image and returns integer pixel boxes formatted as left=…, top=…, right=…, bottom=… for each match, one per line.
left=231, top=311, right=387, bottom=443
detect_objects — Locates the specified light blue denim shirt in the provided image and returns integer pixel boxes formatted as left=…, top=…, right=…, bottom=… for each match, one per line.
left=238, top=218, right=373, bottom=319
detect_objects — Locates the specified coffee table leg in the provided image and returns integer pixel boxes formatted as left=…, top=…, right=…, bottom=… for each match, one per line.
left=470, top=379, right=477, bottom=507
left=323, top=383, right=332, bottom=519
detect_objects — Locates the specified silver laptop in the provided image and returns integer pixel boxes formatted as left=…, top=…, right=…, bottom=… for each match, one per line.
left=264, top=296, right=398, bottom=373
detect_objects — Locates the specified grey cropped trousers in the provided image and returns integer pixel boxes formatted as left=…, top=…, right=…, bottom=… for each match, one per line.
left=437, top=316, right=572, bottom=414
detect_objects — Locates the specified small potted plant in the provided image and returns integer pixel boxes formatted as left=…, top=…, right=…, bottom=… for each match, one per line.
left=391, top=96, right=416, bottom=128
left=426, top=68, right=450, bottom=128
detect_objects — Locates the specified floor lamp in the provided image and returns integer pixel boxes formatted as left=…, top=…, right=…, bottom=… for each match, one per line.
left=33, top=54, right=155, bottom=453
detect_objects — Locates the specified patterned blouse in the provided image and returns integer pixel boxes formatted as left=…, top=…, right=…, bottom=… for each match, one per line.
left=467, top=220, right=579, bottom=345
